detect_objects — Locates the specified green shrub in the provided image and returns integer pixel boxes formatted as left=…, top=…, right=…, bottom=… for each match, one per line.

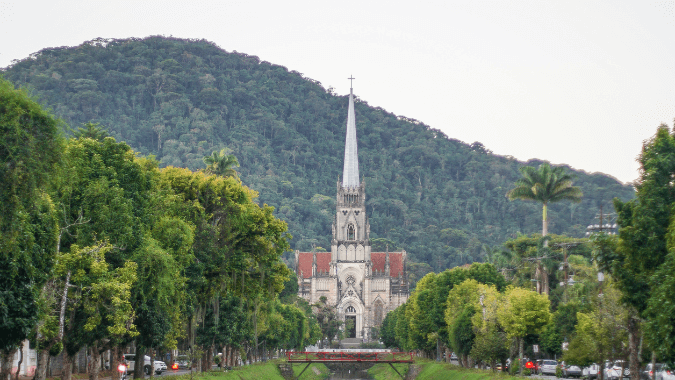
left=556, top=365, right=563, bottom=378
left=510, top=360, right=520, bottom=375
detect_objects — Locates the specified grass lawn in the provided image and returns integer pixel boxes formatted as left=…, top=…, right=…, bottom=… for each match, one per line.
left=291, top=362, right=330, bottom=379
left=169, top=361, right=284, bottom=380
left=368, top=363, right=410, bottom=380
left=414, top=359, right=512, bottom=380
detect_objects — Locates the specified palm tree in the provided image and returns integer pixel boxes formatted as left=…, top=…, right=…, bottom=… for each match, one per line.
left=507, top=163, right=583, bottom=237
left=507, top=163, right=582, bottom=294
left=203, top=148, right=239, bottom=177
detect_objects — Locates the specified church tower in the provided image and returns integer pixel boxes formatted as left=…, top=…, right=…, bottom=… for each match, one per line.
left=295, top=79, right=408, bottom=345
left=330, top=81, right=372, bottom=340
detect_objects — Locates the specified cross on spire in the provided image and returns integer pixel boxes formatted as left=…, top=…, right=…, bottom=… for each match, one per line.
left=348, top=75, right=355, bottom=89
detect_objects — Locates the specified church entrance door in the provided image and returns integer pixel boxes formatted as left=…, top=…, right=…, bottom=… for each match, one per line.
left=346, top=316, right=356, bottom=338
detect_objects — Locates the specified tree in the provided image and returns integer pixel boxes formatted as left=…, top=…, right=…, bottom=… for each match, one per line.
left=507, top=163, right=583, bottom=237
left=507, top=163, right=583, bottom=295
left=564, top=283, right=629, bottom=378
left=598, top=125, right=675, bottom=372
left=72, top=122, right=108, bottom=141
left=312, top=296, right=342, bottom=348
left=497, top=287, right=551, bottom=374
left=203, top=148, right=239, bottom=178
left=0, top=77, right=61, bottom=377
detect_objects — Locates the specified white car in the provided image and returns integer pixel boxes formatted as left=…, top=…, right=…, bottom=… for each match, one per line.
left=659, top=366, right=675, bottom=380
left=583, top=364, right=600, bottom=380
left=605, top=361, right=630, bottom=380
left=123, top=354, right=166, bottom=375
left=539, top=360, right=559, bottom=375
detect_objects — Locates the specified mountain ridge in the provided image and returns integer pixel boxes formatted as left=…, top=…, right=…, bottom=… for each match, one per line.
left=1, top=36, right=635, bottom=271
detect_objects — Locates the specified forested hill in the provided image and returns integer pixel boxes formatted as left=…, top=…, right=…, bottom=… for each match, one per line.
left=2, top=36, right=634, bottom=270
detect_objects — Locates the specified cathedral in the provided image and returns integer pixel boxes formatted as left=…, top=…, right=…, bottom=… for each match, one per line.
left=295, top=82, right=408, bottom=342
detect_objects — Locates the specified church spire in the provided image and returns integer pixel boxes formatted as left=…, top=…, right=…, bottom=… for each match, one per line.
left=342, top=76, right=360, bottom=188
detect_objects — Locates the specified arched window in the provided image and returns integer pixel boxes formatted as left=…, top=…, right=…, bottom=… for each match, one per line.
left=348, top=224, right=355, bottom=240
left=346, top=306, right=356, bottom=314
left=374, top=301, right=384, bottom=326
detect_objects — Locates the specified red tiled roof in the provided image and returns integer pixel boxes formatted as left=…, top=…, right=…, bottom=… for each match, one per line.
left=389, top=253, right=403, bottom=277
left=297, top=252, right=332, bottom=278
left=297, top=252, right=313, bottom=278
left=298, top=251, right=404, bottom=278
left=317, top=252, right=331, bottom=274
left=371, top=252, right=404, bottom=277
left=371, top=252, right=386, bottom=273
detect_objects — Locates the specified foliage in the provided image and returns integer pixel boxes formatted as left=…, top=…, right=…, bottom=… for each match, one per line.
left=507, top=163, right=583, bottom=236
left=563, top=283, right=629, bottom=367
left=497, top=287, right=551, bottom=340
left=645, top=251, right=675, bottom=364
left=2, top=36, right=634, bottom=271
left=203, top=148, right=239, bottom=177
left=0, top=77, right=61, bottom=352
left=597, top=124, right=675, bottom=363
left=312, top=296, right=342, bottom=347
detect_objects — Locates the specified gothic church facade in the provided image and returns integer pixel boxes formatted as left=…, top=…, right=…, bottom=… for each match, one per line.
left=296, top=84, right=408, bottom=341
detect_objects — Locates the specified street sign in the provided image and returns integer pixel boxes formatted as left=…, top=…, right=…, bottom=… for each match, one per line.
left=533, top=345, right=539, bottom=353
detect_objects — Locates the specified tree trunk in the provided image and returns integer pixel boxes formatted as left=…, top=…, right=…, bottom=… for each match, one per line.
left=134, top=347, right=145, bottom=380
left=62, top=350, right=73, bottom=380
left=88, top=346, right=101, bottom=380
left=1, top=348, right=17, bottom=380
left=519, top=337, right=524, bottom=375
left=651, top=352, right=656, bottom=380
left=74, top=350, right=80, bottom=375
left=34, top=349, right=49, bottom=380
left=110, top=347, right=119, bottom=380
left=206, top=346, right=213, bottom=371
left=535, top=264, right=542, bottom=294
left=628, top=317, right=640, bottom=380
left=149, top=348, right=154, bottom=379
left=542, top=203, right=548, bottom=238
left=14, top=343, right=23, bottom=380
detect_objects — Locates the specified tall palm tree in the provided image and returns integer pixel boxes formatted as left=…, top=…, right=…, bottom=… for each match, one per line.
left=203, top=149, right=239, bottom=177
left=507, top=163, right=582, bottom=294
left=507, top=163, right=583, bottom=237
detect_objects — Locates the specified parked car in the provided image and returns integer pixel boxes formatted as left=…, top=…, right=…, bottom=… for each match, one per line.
left=605, top=361, right=630, bottom=380
left=562, top=362, right=583, bottom=378
left=123, top=354, right=166, bottom=375
left=174, top=355, right=190, bottom=369
left=642, top=364, right=664, bottom=380
left=533, top=360, right=542, bottom=373
left=659, top=365, right=674, bottom=380
left=540, top=359, right=559, bottom=375
left=583, top=363, right=600, bottom=380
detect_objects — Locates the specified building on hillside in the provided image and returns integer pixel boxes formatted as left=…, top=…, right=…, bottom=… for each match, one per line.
left=295, top=82, right=408, bottom=342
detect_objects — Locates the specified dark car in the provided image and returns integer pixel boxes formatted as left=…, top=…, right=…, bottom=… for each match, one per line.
left=563, top=363, right=583, bottom=378
left=174, top=355, right=190, bottom=370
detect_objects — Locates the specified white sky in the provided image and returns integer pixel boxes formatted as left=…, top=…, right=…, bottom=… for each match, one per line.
left=2, top=0, right=675, bottom=184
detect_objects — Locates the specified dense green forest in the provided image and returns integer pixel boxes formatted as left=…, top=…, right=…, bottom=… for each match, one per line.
left=1, top=36, right=634, bottom=270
